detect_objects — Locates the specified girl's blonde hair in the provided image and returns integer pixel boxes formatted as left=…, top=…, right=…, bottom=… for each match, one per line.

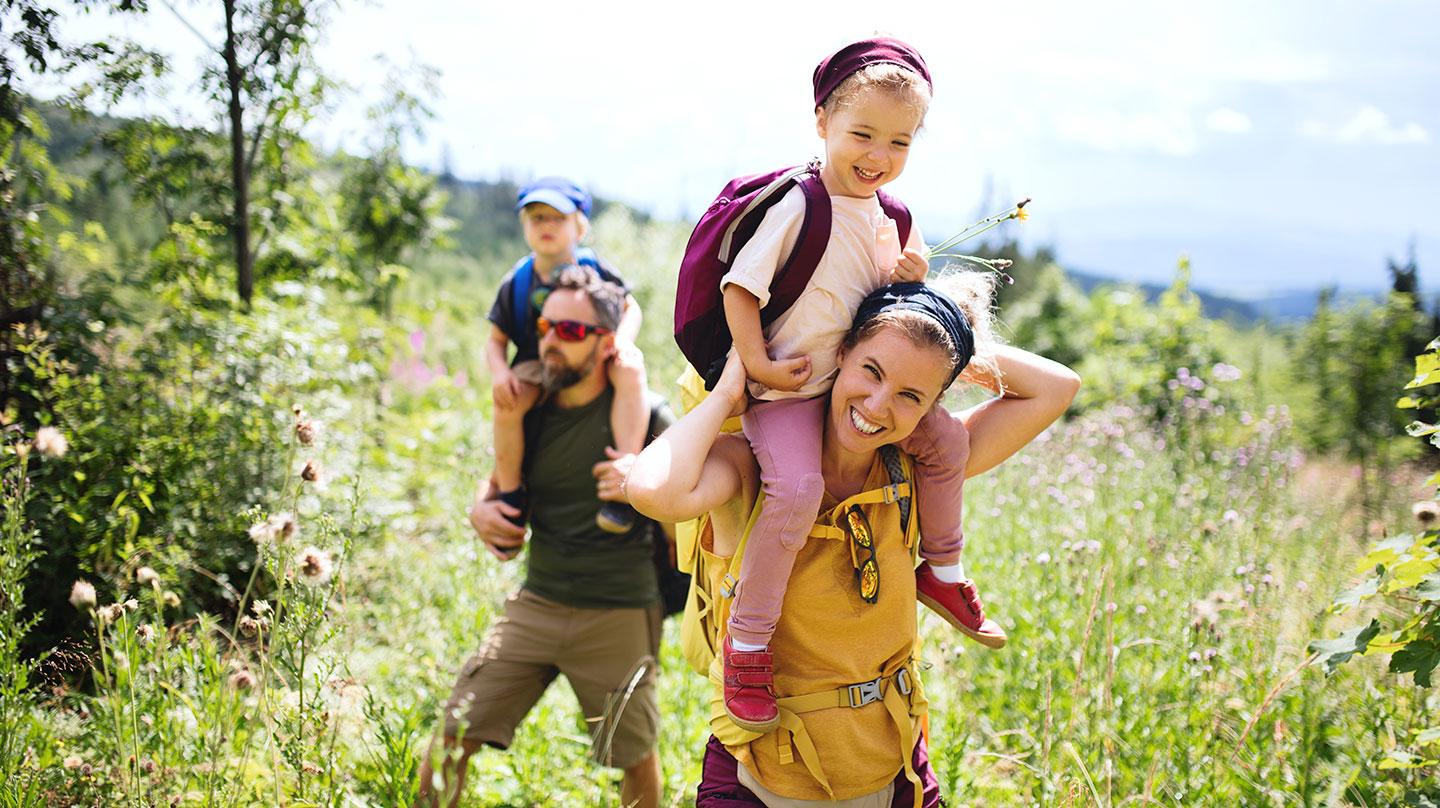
left=819, top=62, right=932, bottom=126
left=841, top=268, right=1001, bottom=395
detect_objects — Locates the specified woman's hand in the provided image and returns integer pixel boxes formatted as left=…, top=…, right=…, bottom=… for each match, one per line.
left=712, top=351, right=752, bottom=420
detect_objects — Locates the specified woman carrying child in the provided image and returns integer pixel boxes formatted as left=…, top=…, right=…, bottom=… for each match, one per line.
left=628, top=277, right=1079, bottom=805
left=714, top=37, right=1009, bottom=733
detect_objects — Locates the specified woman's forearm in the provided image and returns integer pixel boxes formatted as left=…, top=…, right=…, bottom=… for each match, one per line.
left=627, top=356, right=747, bottom=522
left=960, top=345, right=1081, bottom=478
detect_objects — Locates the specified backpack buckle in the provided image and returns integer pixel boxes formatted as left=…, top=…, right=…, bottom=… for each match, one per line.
left=881, top=483, right=904, bottom=504
left=720, top=574, right=738, bottom=599
left=895, top=668, right=912, bottom=696
left=846, top=676, right=884, bottom=708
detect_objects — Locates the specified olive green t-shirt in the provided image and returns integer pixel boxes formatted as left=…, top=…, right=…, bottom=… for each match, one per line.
left=522, top=388, right=674, bottom=609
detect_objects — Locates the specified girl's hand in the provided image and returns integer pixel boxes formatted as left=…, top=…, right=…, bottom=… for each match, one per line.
left=890, top=247, right=930, bottom=283
left=492, top=367, right=521, bottom=411
left=749, top=353, right=812, bottom=393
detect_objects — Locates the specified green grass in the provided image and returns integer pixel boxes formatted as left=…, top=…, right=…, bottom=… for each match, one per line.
left=3, top=207, right=1437, bottom=806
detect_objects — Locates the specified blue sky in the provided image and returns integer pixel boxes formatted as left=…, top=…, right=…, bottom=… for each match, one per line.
left=58, top=0, right=1439, bottom=297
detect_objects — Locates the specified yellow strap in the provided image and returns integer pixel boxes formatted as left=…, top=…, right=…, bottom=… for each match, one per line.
left=807, top=479, right=914, bottom=545
left=882, top=685, right=923, bottom=808
left=720, top=493, right=768, bottom=598
left=776, top=709, right=835, bottom=800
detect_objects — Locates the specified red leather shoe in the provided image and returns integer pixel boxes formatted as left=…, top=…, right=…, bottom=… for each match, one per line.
left=722, top=635, right=780, bottom=733
left=915, top=562, right=1008, bottom=649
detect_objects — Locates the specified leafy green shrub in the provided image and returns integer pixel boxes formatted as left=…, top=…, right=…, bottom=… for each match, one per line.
left=1309, top=334, right=1440, bottom=790
left=6, top=284, right=384, bottom=658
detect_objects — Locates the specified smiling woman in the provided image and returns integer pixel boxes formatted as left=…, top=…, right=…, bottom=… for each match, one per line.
left=626, top=275, right=1080, bottom=805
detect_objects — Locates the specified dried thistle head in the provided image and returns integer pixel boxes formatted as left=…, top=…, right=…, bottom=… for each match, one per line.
left=301, top=459, right=322, bottom=483
left=295, top=420, right=318, bottom=446
left=1412, top=500, right=1440, bottom=527
left=34, top=426, right=68, bottom=458
left=239, top=615, right=259, bottom=637
left=295, top=546, right=333, bottom=587
left=135, top=566, right=160, bottom=589
left=69, top=580, right=97, bottom=613
left=229, top=670, right=257, bottom=691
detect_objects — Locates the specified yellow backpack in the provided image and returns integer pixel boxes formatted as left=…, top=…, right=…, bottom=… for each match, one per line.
left=674, top=442, right=917, bottom=678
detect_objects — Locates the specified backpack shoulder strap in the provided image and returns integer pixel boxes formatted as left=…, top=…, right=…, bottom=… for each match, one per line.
left=876, top=190, right=913, bottom=247
left=511, top=254, right=535, bottom=323
left=718, top=491, right=768, bottom=600
left=878, top=444, right=912, bottom=537
left=759, top=165, right=832, bottom=327
left=806, top=447, right=915, bottom=548
left=574, top=246, right=600, bottom=267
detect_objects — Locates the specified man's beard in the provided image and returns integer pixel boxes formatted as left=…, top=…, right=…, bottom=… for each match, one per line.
left=539, top=344, right=600, bottom=392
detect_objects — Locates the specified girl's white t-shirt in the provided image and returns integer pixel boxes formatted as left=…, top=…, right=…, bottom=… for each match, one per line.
left=719, top=186, right=925, bottom=401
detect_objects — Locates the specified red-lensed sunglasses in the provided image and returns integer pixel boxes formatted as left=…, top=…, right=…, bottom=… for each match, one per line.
left=536, top=317, right=611, bottom=342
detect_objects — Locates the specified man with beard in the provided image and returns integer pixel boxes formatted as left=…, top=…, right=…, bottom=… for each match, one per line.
left=417, top=267, right=673, bottom=808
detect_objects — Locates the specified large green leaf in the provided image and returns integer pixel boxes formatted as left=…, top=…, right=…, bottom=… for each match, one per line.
left=1309, top=620, right=1380, bottom=674
left=1387, top=554, right=1440, bottom=592
left=1356, top=533, right=1419, bottom=573
left=1390, top=639, right=1440, bottom=687
left=1331, top=577, right=1380, bottom=613
left=1416, top=572, right=1440, bottom=603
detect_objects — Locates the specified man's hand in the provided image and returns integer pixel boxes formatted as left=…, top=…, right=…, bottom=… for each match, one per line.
left=889, top=247, right=930, bottom=283
left=468, top=499, right=527, bottom=560
left=592, top=446, right=637, bottom=503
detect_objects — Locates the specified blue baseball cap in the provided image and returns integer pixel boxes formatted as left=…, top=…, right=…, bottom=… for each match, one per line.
left=515, top=177, right=592, bottom=217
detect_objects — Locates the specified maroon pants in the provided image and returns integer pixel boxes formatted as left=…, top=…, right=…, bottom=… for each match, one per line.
left=696, top=735, right=946, bottom=807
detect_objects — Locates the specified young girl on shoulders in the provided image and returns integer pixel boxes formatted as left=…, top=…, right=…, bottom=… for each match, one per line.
left=716, top=37, right=1007, bottom=733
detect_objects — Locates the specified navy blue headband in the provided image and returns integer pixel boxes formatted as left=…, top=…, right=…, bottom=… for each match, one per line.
left=853, top=282, right=974, bottom=388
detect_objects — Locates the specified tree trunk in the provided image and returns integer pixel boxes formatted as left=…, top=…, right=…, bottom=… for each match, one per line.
left=223, top=0, right=253, bottom=307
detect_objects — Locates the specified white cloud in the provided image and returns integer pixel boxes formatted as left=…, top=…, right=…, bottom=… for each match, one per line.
left=1205, top=108, right=1253, bottom=135
left=1055, top=109, right=1198, bottom=156
left=1300, top=105, right=1430, bottom=145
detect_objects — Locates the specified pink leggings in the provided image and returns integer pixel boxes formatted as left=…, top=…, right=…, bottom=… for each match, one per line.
left=729, top=396, right=970, bottom=647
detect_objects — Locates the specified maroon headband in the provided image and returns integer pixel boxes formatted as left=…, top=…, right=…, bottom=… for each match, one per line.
left=812, top=37, right=933, bottom=108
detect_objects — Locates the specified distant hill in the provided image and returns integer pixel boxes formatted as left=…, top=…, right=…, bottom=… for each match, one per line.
left=1242, top=289, right=1383, bottom=322
left=1065, top=268, right=1261, bottom=323
left=1062, top=267, right=1405, bottom=325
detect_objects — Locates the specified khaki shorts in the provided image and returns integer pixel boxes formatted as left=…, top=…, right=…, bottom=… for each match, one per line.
left=442, top=588, right=663, bottom=769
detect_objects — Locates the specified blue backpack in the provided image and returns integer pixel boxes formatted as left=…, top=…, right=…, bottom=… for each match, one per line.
left=510, top=246, right=602, bottom=324
left=673, top=163, right=912, bottom=389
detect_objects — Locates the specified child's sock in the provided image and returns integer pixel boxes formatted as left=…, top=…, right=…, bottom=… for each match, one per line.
left=928, top=562, right=964, bottom=584
left=729, top=637, right=767, bottom=652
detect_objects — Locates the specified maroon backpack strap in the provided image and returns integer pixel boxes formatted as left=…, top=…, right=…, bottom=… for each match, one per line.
left=876, top=189, right=912, bottom=247
left=760, top=167, right=831, bottom=327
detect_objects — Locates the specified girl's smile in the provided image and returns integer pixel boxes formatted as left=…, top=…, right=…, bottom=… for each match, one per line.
left=815, top=87, right=923, bottom=199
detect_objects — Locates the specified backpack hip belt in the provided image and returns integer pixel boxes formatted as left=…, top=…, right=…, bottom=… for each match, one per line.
left=710, top=657, right=927, bottom=807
